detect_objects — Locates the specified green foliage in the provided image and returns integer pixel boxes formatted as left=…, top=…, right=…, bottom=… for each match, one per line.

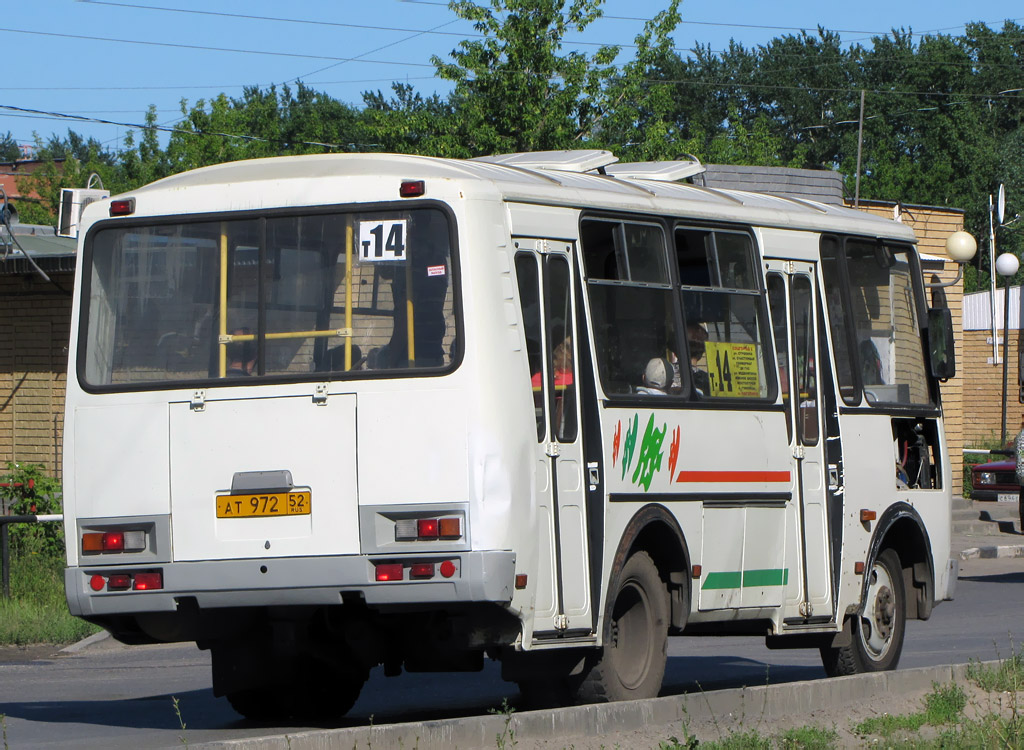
left=0, top=555, right=99, bottom=645
left=924, top=682, right=968, bottom=725
left=0, top=132, right=20, bottom=162
left=968, top=647, right=1024, bottom=693
left=0, top=463, right=63, bottom=559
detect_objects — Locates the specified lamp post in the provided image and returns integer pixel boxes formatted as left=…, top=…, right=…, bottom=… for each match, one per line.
left=996, top=252, right=1020, bottom=444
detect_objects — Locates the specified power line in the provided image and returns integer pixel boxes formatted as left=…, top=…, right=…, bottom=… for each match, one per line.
left=0, top=77, right=438, bottom=93
left=0, top=104, right=355, bottom=150
left=0, top=26, right=435, bottom=68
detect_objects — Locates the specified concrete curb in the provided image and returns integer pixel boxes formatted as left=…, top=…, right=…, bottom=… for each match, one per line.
left=959, top=544, right=1024, bottom=559
left=190, top=661, right=997, bottom=750
left=58, top=629, right=111, bottom=654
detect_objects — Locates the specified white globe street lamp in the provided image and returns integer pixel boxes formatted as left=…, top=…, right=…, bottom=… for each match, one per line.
left=996, top=252, right=1020, bottom=443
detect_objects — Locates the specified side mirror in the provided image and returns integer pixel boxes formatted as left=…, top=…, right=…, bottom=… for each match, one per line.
left=927, top=308, right=955, bottom=380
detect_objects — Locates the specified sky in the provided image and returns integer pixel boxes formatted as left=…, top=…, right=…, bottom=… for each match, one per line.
left=2, top=0, right=1023, bottom=155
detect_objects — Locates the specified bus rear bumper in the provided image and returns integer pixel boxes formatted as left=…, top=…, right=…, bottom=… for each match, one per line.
left=65, top=551, right=516, bottom=618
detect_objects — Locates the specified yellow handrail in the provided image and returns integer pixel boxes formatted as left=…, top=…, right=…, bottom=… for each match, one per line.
left=218, top=223, right=228, bottom=378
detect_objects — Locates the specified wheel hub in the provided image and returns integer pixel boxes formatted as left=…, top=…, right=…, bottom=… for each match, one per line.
left=872, top=584, right=894, bottom=641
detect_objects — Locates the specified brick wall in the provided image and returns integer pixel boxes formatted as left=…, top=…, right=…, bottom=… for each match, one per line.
left=963, top=327, right=1024, bottom=447
left=0, top=273, right=73, bottom=479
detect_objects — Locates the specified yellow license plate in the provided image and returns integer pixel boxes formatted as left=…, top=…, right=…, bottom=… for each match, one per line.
left=216, top=490, right=311, bottom=518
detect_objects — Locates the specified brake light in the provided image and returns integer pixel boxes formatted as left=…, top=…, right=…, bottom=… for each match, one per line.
left=375, top=563, right=404, bottom=582
left=409, top=562, right=435, bottom=579
left=395, top=516, right=462, bottom=542
left=107, top=574, right=131, bottom=591
left=82, top=530, right=147, bottom=554
left=133, top=572, right=163, bottom=590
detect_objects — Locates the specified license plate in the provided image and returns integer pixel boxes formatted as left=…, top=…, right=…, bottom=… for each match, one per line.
left=216, top=490, right=311, bottom=518
left=997, top=492, right=1018, bottom=503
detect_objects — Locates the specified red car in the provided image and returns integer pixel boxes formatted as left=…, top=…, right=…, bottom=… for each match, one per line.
left=970, top=457, right=1019, bottom=502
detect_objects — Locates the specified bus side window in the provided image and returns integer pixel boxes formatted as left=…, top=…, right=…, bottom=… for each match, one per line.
left=515, top=253, right=545, bottom=441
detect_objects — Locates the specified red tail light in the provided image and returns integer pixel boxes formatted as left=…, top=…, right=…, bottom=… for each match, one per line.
left=107, top=574, right=131, bottom=590
left=133, top=572, right=163, bottom=590
left=417, top=519, right=439, bottom=539
left=409, top=562, right=435, bottom=579
left=375, top=563, right=404, bottom=582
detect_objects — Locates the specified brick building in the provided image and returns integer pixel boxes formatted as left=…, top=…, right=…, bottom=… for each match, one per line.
left=0, top=221, right=76, bottom=479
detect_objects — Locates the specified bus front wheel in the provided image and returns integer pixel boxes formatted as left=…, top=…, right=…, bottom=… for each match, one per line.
left=577, top=550, right=669, bottom=703
left=821, top=548, right=906, bottom=676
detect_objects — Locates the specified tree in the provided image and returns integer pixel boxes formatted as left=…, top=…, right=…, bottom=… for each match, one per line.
left=430, top=0, right=620, bottom=155
left=0, top=131, right=20, bottom=162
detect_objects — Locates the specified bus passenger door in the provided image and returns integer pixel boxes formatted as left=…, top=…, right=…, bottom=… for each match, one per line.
left=514, top=242, right=593, bottom=637
left=766, top=262, right=833, bottom=620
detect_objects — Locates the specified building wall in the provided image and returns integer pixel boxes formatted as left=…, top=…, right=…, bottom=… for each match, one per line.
left=0, top=273, right=73, bottom=479
left=854, top=202, right=967, bottom=494
left=962, top=326, right=1024, bottom=447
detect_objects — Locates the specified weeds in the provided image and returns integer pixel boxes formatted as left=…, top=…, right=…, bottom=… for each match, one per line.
left=172, top=696, right=188, bottom=747
left=0, top=554, right=99, bottom=645
left=489, top=698, right=517, bottom=749
left=967, top=645, right=1024, bottom=693
left=1, top=713, right=8, bottom=750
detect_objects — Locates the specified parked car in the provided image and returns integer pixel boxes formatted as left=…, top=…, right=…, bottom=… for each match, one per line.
left=970, top=457, right=1019, bottom=502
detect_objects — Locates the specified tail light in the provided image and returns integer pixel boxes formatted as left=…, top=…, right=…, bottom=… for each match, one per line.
left=82, top=530, right=147, bottom=554
left=394, top=517, right=462, bottom=542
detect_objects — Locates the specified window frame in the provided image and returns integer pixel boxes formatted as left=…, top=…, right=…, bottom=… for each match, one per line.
left=819, top=233, right=936, bottom=411
left=76, top=200, right=463, bottom=394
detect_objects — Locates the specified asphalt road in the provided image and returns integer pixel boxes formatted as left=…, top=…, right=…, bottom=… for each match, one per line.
left=1, top=556, right=1022, bottom=750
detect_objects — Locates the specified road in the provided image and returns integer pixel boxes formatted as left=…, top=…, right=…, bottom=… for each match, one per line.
left=1, top=557, right=1022, bottom=749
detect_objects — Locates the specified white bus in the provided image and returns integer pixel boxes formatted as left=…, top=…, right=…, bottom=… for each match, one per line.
left=63, top=150, right=958, bottom=719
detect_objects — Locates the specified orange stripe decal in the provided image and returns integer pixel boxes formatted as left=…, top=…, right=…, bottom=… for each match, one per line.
left=676, top=470, right=791, bottom=483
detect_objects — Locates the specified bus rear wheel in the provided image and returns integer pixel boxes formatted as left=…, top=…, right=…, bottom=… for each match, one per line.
left=821, top=548, right=906, bottom=676
left=577, top=550, right=668, bottom=703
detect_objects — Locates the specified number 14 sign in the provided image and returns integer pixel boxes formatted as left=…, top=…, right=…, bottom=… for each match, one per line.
left=359, top=219, right=407, bottom=262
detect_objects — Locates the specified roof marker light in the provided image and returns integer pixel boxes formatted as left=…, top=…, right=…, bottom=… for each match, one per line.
left=399, top=180, right=425, bottom=198
left=109, top=198, right=135, bottom=216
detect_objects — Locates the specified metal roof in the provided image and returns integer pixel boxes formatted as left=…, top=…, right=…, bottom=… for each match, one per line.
left=115, top=152, right=916, bottom=243
left=0, top=223, right=77, bottom=276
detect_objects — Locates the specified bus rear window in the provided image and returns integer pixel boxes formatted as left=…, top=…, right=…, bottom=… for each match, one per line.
left=81, top=207, right=457, bottom=388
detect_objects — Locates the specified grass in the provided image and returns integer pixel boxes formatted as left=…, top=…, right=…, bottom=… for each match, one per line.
left=0, top=553, right=100, bottom=646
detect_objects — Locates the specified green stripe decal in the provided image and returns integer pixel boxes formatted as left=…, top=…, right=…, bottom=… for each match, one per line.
left=702, top=568, right=789, bottom=590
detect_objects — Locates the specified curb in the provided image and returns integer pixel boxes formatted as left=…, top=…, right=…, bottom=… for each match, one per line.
left=189, top=661, right=997, bottom=750
left=959, top=544, right=1024, bottom=560
left=58, top=629, right=111, bottom=654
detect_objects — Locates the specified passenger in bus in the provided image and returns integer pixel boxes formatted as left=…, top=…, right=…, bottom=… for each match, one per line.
left=225, top=327, right=255, bottom=377
left=637, top=357, right=673, bottom=395
left=530, top=336, right=574, bottom=388
left=687, top=322, right=711, bottom=395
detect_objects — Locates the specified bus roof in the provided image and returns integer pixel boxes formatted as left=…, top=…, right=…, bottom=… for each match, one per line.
left=122, top=151, right=917, bottom=242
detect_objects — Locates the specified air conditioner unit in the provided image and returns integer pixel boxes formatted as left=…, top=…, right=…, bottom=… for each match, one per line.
left=57, top=188, right=109, bottom=239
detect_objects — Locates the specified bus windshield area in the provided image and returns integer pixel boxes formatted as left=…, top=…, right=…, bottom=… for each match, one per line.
left=821, top=237, right=931, bottom=407
left=81, top=207, right=456, bottom=388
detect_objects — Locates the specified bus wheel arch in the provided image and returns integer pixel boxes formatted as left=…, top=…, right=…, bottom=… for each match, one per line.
left=574, top=504, right=690, bottom=704
left=612, top=503, right=692, bottom=633
left=868, top=505, right=935, bottom=623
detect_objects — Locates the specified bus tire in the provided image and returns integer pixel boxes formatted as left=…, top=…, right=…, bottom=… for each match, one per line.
left=577, top=550, right=668, bottom=703
left=820, top=548, right=906, bottom=676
